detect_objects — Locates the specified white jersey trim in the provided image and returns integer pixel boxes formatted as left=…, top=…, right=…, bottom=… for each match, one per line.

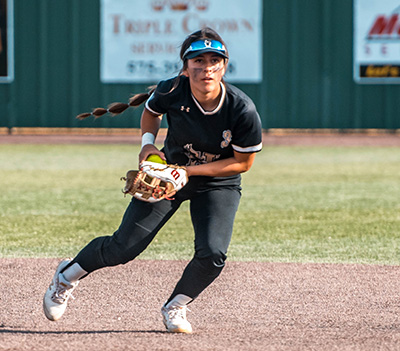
left=145, top=93, right=162, bottom=115
left=191, top=83, right=226, bottom=115
left=232, top=142, right=263, bottom=153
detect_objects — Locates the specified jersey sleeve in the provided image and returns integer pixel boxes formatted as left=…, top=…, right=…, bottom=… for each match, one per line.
left=231, top=100, right=263, bottom=153
left=145, top=79, right=175, bottom=115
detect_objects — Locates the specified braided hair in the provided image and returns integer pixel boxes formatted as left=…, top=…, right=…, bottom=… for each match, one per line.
left=76, top=86, right=156, bottom=120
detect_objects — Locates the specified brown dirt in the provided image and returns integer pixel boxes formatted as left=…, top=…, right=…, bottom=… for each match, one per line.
left=1, top=259, right=400, bottom=351
left=1, top=132, right=400, bottom=350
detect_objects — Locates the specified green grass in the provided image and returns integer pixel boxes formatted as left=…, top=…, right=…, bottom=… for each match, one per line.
left=1, top=144, right=399, bottom=264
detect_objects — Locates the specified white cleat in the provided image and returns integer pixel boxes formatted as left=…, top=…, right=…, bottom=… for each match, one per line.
left=43, top=259, right=79, bottom=321
left=161, top=304, right=193, bottom=334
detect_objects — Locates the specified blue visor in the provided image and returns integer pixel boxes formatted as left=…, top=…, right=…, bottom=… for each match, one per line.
left=183, top=40, right=228, bottom=60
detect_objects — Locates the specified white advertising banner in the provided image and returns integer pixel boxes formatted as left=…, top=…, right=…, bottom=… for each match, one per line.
left=354, top=0, right=400, bottom=83
left=101, top=0, right=262, bottom=83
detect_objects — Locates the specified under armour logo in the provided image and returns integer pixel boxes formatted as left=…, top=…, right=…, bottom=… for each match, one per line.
left=180, top=106, right=190, bottom=112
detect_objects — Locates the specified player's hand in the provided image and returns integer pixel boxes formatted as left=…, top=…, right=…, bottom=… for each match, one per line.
left=138, top=144, right=166, bottom=164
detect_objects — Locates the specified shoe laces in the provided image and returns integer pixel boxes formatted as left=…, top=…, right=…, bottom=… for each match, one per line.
left=52, top=277, right=76, bottom=304
left=166, top=305, right=190, bottom=321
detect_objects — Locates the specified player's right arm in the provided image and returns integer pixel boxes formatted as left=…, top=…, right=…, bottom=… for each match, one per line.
left=138, top=108, right=165, bottom=163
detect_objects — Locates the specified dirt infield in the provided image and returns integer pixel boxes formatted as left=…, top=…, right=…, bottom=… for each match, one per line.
left=1, top=259, right=400, bottom=351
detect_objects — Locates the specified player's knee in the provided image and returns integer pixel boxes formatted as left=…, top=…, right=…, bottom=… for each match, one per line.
left=211, top=251, right=227, bottom=268
left=193, top=252, right=227, bottom=277
left=99, top=236, right=134, bottom=266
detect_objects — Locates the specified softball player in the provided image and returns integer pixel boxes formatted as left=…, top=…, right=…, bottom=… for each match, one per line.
left=43, top=27, right=263, bottom=334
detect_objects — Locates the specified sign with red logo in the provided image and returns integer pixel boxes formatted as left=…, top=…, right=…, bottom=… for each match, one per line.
left=101, top=0, right=262, bottom=83
left=354, top=0, right=400, bottom=83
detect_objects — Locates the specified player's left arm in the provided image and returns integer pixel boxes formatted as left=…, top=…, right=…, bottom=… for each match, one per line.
left=185, top=151, right=257, bottom=177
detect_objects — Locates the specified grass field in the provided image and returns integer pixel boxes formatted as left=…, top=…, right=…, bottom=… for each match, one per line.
left=0, top=144, right=399, bottom=264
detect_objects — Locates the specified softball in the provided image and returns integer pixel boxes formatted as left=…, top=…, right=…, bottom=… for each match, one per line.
left=146, top=154, right=167, bottom=164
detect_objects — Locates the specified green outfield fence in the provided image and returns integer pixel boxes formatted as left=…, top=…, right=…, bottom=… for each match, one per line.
left=0, top=0, right=399, bottom=130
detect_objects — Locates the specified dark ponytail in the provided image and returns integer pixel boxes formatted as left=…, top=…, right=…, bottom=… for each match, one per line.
left=76, top=86, right=156, bottom=120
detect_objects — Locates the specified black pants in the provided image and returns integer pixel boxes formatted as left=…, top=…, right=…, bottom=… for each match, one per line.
left=72, top=177, right=241, bottom=300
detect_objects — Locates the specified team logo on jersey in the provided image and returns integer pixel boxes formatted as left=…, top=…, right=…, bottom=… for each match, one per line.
left=184, top=144, right=220, bottom=165
left=221, top=130, right=232, bottom=148
left=180, top=105, right=190, bottom=112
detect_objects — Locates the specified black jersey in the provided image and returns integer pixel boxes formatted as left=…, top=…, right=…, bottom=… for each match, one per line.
left=146, top=75, right=262, bottom=170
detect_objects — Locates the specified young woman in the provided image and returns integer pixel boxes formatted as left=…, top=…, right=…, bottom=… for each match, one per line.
left=43, top=27, right=263, bottom=334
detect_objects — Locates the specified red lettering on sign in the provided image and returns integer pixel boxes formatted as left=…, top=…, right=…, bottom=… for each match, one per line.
left=368, top=14, right=399, bottom=38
